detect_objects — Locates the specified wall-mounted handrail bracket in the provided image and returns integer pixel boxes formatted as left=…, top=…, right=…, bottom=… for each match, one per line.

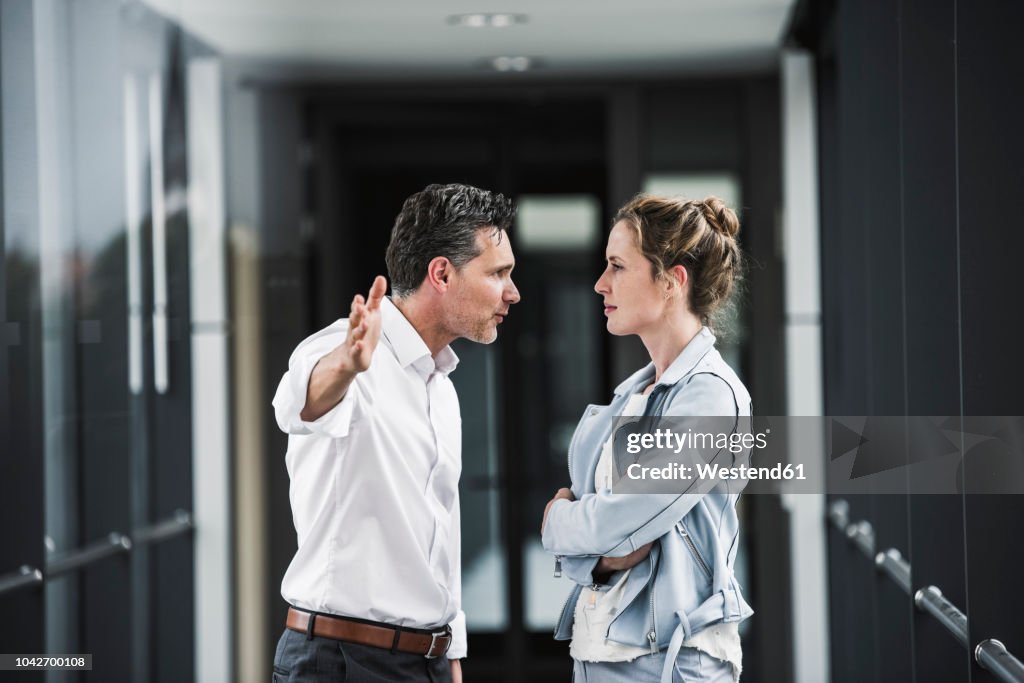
left=827, top=499, right=850, bottom=531
left=0, top=565, right=44, bottom=597
left=846, top=520, right=875, bottom=559
left=46, top=533, right=132, bottom=577
left=975, top=639, right=1024, bottom=683
left=874, top=548, right=911, bottom=595
left=914, top=585, right=968, bottom=649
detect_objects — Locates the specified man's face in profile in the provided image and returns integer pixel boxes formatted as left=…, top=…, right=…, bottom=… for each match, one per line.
left=444, top=228, right=520, bottom=344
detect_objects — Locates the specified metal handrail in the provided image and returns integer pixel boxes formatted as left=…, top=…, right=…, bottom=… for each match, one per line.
left=828, top=500, right=1023, bottom=683
left=47, top=532, right=133, bottom=577
left=0, top=565, right=43, bottom=597
left=976, top=639, right=1024, bottom=683
left=875, top=548, right=911, bottom=595
left=132, top=509, right=193, bottom=545
left=1, top=510, right=194, bottom=589
left=914, top=585, right=968, bottom=648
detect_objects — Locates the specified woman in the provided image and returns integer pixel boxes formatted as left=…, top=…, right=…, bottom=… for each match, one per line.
left=541, top=194, right=752, bottom=683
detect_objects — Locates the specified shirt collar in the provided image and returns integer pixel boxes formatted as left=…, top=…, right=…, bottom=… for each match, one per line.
left=380, top=296, right=460, bottom=377
left=613, top=327, right=717, bottom=396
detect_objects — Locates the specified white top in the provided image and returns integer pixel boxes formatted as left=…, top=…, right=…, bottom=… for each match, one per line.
left=571, top=393, right=742, bottom=680
left=272, top=297, right=467, bottom=658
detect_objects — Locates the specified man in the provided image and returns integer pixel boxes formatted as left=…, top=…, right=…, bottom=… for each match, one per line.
left=271, top=184, right=520, bottom=682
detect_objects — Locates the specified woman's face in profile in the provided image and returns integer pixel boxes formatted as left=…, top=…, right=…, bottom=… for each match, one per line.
left=594, top=221, right=668, bottom=336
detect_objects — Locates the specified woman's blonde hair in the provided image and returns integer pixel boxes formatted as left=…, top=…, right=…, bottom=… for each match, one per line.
left=614, top=194, right=743, bottom=328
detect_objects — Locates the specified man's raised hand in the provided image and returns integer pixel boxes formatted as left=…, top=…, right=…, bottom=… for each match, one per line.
left=299, top=276, right=387, bottom=423
left=342, top=276, right=387, bottom=373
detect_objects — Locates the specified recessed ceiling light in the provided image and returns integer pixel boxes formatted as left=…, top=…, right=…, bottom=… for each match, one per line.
left=448, top=13, right=527, bottom=28
left=490, top=56, right=533, bottom=72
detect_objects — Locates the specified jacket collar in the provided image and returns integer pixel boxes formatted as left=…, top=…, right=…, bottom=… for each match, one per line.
left=380, top=297, right=459, bottom=377
left=612, top=327, right=717, bottom=396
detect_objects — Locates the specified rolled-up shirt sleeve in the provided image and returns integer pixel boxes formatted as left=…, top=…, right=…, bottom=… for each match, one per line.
left=272, top=320, right=364, bottom=439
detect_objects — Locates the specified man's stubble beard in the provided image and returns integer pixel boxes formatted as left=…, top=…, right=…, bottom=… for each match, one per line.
left=444, top=303, right=498, bottom=345
left=462, top=315, right=498, bottom=344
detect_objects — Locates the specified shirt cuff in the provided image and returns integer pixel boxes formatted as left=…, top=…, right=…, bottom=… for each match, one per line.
left=303, top=383, right=359, bottom=438
left=447, top=609, right=467, bottom=659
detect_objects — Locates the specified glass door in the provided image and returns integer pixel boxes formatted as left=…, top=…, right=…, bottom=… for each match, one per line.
left=0, top=2, right=197, bottom=680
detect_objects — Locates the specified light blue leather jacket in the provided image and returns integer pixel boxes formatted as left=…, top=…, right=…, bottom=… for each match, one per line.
left=541, top=328, right=753, bottom=663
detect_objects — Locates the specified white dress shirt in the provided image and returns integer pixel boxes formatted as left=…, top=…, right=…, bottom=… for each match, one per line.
left=272, top=296, right=467, bottom=658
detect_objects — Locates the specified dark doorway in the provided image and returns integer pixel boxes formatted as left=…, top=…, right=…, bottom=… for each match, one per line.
left=299, top=90, right=611, bottom=681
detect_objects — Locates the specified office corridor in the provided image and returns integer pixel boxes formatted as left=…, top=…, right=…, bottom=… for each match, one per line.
left=1, top=1, right=1022, bottom=681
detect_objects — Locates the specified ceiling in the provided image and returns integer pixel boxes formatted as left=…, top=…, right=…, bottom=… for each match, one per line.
left=142, top=0, right=796, bottom=80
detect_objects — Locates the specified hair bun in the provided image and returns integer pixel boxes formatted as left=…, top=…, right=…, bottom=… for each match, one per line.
left=700, top=196, right=740, bottom=239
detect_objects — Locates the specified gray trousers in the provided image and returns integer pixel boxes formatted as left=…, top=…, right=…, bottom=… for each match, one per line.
left=573, top=647, right=736, bottom=683
left=273, top=627, right=451, bottom=683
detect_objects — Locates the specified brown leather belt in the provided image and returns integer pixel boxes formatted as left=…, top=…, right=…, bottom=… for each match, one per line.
left=286, top=607, right=452, bottom=659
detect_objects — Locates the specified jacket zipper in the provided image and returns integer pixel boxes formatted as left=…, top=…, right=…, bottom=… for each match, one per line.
left=677, top=521, right=712, bottom=579
left=646, top=588, right=658, bottom=654
left=646, top=547, right=660, bottom=654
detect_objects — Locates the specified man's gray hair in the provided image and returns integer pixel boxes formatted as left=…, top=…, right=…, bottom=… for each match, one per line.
left=385, top=183, right=516, bottom=298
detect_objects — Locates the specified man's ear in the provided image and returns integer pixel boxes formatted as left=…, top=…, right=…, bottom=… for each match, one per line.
left=426, top=256, right=453, bottom=293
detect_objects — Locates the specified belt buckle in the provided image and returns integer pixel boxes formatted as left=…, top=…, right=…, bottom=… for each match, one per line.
left=424, top=629, right=450, bottom=659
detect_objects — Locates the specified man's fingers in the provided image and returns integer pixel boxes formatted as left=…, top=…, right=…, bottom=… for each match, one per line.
left=366, top=276, right=387, bottom=311
left=349, top=298, right=365, bottom=328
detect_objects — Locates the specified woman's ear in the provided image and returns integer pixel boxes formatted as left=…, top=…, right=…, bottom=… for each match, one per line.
left=666, top=264, right=688, bottom=296
left=426, top=256, right=453, bottom=292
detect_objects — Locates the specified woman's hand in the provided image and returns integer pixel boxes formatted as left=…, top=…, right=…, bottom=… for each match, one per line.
left=450, top=658, right=462, bottom=683
left=593, top=542, right=654, bottom=583
left=541, top=487, right=575, bottom=533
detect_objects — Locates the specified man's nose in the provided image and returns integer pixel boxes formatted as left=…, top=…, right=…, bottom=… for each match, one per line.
left=506, top=280, right=521, bottom=304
